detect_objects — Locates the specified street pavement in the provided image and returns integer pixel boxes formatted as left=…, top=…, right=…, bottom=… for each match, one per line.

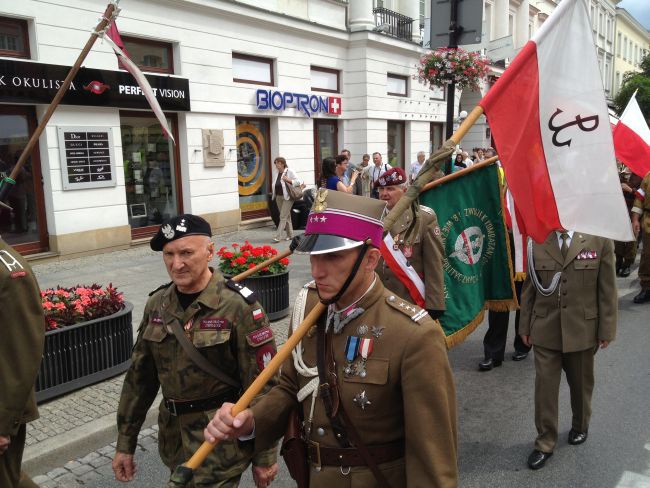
left=23, top=226, right=650, bottom=487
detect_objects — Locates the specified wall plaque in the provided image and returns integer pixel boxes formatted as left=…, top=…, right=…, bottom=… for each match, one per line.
left=57, top=127, right=116, bottom=190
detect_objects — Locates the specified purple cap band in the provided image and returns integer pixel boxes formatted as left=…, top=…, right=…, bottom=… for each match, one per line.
left=305, top=209, right=383, bottom=248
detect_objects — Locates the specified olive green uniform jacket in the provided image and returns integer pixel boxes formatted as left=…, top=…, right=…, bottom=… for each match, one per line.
left=631, top=172, right=650, bottom=234
left=0, top=238, right=45, bottom=487
left=377, top=206, right=446, bottom=312
left=116, top=271, right=278, bottom=485
left=519, top=233, right=617, bottom=352
left=252, top=279, right=458, bottom=488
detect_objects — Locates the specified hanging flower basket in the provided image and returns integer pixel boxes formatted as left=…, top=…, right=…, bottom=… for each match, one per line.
left=415, top=47, right=490, bottom=91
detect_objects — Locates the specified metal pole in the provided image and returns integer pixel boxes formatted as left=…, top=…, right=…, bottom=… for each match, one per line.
left=444, top=0, right=459, bottom=175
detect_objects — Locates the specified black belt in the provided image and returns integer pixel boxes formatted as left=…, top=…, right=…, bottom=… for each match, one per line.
left=308, top=440, right=404, bottom=467
left=164, top=389, right=237, bottom=416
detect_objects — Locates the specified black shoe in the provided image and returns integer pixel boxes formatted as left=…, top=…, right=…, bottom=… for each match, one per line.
left=633, top=289, right=650, bottom=304
left=527, top=449, right=553, bottom=470
left=568, top=429, right=588, bottom=445
left=512, top=351, right=529, bottom=361
left=478, top=358, right=503, bottom=371
left=619, top=267, right=631, bottom=278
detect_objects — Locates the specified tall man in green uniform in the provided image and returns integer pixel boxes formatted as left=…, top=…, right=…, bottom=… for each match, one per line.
left=520, top=231, right=617, bottom=470
left=112, top=215, right=278, bottom=487
left=0, top=237, right=45, bottom=488
left=631, top=171, right=650, bottom=303
left=375, top=167, right=446, bottom=319
left=204, top=190, right=458, bottom=487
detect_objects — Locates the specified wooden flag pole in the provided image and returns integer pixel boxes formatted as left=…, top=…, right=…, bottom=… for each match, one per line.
left=0, top=3, right=117, bottom=205
left=420, top=155, right=498, bottom=192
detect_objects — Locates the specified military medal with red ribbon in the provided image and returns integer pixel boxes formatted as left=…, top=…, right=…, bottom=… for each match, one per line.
left=356, top=337, right=374, bottom=378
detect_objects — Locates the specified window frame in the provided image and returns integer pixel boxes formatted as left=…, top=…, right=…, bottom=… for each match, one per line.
left=0, top=16, right=30, bottom=59
left=121, top=35, right=174, bottom=74
left=310, top=66, right=340, bottom=94
left=387, top=73, right=408, bottom=97
left=232, top=53, right=275, bottom=87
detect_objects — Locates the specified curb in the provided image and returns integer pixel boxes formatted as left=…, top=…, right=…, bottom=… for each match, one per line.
left=23, top=395, right=161, bottom=477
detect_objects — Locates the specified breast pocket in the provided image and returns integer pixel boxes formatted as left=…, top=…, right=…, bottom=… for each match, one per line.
left=142, top=323, right=167, bottom=343
left=534, top=259, right=559, bottom=286
left=343, top=358, right=389, bottom=386
left=192, top=330, right=231, bottom=348
left=574, top=259, right=599, bottom=285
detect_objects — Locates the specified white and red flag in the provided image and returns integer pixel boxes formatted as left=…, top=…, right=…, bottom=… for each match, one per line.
left=613, top=92, right=650, bottom=178
left=103, top=20, right=175, bottom=144
left=479, top=0, right=633, bottom=243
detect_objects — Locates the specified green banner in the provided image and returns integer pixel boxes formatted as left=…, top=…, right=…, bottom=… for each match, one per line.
left=419, top=163, right=515, bottom=348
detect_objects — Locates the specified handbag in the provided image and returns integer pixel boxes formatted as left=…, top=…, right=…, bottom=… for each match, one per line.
left=280, top=408, right=309, bottom=488
left=286, top=183, right=304, bottom=201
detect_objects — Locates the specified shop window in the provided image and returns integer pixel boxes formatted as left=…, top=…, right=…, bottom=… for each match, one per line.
left=0, top=17, right=30, bottom=59
left=313, top=120, right=338, bottom=185
left=232, top=53, right=274, bottom=86
left=236, top=118, right=271, bottom=219
left=387, top=120, right=405, bottom=168
left=121, top=36, right=173, bottom=74
left=387, top=74, right=408, bottom=97
left=311, top=66, right=340, bottom=93
left=120, top=113, right=180, bottom=235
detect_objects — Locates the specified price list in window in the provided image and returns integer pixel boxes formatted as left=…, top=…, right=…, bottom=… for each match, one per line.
left=57, top=127, right=117, bottom=190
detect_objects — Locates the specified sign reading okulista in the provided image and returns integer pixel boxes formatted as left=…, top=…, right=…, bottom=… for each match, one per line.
left=256, top=89, right=341, bottom=118
left=0, top=59, right=190, bottom=111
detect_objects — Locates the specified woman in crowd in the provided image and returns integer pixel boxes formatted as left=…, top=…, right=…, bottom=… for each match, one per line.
left=321, top=155, right=358, bottom=193
left=271, top=156, right=300, bottom=242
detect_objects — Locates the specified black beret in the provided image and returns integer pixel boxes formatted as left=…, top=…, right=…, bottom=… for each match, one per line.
left=150, top=214, right=212, bottom=251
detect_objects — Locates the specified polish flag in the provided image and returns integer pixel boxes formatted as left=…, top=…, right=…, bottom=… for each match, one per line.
left=103, top=20, right=175, bottom=144
left=613, top=93, right=650, bottom=178
left=479, top=0, right=633, bottom=243
left=504, top=189, right=528, bottom=280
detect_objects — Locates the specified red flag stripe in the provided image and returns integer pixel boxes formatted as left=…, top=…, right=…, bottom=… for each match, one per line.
left=613, top=122, right=650, bottom=178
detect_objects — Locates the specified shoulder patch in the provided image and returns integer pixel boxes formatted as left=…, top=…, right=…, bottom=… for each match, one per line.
left=247, top=325, right=274, bottom=346
left=385, top=295, right=428, bottom=324
left=226, top=279, right=258, bottom=304
left=149, top=281, right=172, bottom=296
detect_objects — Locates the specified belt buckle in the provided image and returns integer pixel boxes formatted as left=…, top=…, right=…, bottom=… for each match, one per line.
left=167, top=399, right=178, bottom=416
left=308, top=440, right=321, bottom=471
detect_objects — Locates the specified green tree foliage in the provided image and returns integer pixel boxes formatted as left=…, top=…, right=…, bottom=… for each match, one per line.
left=614, top=54, right=650, bottom=118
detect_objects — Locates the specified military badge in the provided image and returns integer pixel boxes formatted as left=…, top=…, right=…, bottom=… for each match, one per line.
left=353, top=390, right=372, bottom=410
left=312, top=189, right=328, bottom=212
left=247, top=326, right=274, bottom=346
left=161, top=224, right=174, bottom=239
left=252, top=308, right=264, bottom=321
left=256, top=344, right=276, bottom=370
left=200, top=318, right=229, bottom=330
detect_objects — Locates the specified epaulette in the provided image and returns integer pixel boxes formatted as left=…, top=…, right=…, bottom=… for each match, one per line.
left=419, top=205, right=434, bottom=215
left=385, top=295, right=428, bottom=324
left=226, top=279, right=258, bottom=304
left=149, top=281, right=172, bottom=296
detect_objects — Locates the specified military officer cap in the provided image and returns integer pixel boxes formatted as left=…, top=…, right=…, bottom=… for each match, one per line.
left=295, top=188, right=385, bottom=255
left=150, top=214, right=212, bottom=251
left=374, top=167, right=407, bottom=188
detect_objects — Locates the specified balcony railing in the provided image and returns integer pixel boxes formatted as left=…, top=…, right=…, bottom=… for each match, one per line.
left=372, top=7, right=413, bottom=42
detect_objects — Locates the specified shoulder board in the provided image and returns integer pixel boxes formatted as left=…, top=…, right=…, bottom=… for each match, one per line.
left=225, top=279, right=258, bottom=304
left=385, top=295, right=428, bottom=324
left=149, top=281, right=172, bottom=296
left=419, top=205, right=434, bottom=215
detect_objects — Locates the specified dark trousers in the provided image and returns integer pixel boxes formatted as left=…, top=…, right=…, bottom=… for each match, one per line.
left=483, top=280, right=530, bottom=361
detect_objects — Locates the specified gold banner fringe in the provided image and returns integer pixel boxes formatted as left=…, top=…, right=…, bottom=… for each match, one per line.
left=444, top=310, right=485, bottom=349
left=514, top=272, right=527, bottom=282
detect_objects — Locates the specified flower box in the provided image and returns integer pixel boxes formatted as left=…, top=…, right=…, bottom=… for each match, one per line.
left=35, top=302, right=133, bottom=403
left=225, top=272, right=290, bottom=321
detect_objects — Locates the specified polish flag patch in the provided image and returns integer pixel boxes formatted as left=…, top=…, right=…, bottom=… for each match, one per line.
left=252, top=308, right=264, bottom=321
left=328, top=96, right=341, bottom=115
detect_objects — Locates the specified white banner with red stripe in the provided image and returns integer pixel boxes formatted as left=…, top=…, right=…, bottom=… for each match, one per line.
left=380, top=233, right=425, bottom=307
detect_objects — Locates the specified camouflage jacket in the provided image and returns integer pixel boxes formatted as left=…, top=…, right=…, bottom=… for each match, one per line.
left=0, top=238, right=45, bottom=436
left=116, top=270, right=278, bottom=473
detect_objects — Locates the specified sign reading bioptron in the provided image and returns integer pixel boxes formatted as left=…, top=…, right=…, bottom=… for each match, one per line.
left=256, top=89, right=341, bottom=118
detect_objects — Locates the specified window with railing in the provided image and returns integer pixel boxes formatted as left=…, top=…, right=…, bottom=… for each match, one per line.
left=373, top=7, right=413, bottom=42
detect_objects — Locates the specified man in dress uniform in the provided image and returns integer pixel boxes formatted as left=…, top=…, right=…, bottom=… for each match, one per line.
left=204, top=189, right=458, bottom=487
left=519, top=231, right=617, bottom=470
left=631, top=171, right=650, bottom=303
left=0, top=237, right=45, bottom=488
left=112, top=214, right=278, bottom=487
left=375, top=167, right=446, bottom=319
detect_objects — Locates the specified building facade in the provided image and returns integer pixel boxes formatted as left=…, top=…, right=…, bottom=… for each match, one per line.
left=0, top=0, right=451, bottom=257
left=612, top=6, right=650, bottom=97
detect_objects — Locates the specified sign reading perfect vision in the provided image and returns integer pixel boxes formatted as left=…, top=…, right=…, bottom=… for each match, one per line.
left=0, top=59, right=190, bottom=111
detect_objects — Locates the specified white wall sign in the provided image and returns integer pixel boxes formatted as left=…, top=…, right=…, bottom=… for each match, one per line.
left=57, top=127, right=116, bottom=190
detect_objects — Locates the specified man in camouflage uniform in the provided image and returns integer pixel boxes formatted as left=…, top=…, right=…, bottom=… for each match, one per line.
left=205, top=190, right=458, bottom=487
left=375, top=167, right=446, bottom=319
left=112, top=214, right=278, bottom=487
left=0, top=237, right=45, bottom=488
left=632, top=171, right=650, bottom=303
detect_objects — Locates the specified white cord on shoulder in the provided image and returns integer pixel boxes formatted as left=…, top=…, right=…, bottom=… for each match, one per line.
left=526, top=238, right=562, bottom=297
